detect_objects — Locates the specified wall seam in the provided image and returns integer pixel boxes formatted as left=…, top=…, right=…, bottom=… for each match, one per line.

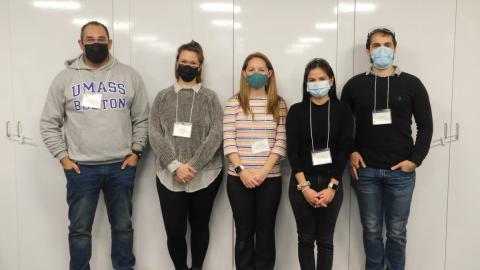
left=444, top=0, right=459, bottom=269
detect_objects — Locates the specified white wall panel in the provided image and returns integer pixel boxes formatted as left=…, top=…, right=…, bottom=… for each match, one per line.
left=446, top=0, right=480, bottom=269
left=119, top=1, right=182, bottom=268
left=9, top=1, right=114, bottom=269
left=336, top=1, right=356, bottom=269
left=191, top=1, right=235, bottom=268
left=0, top=0, right=18, bottom=269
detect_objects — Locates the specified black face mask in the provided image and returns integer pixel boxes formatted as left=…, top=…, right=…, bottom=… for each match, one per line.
left=177, top=64, right=199, bottom=82
left=84, top=43, right=109, bottom=64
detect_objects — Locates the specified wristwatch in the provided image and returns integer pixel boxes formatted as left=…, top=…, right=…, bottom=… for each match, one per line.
left=234, top=165, right=244, bottom=174
left=132, top=150, right=143, bottom=160
left=328, top=182, right=339, bottom=190
left=297, top=181, right=311, bottom=191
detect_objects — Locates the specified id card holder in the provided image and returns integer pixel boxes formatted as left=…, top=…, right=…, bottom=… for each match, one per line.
left=82, top=93, right=102, bottom=109
left=173, top=122, right=192, bottom=138
left=372, top=109, right=392, bottom=125
left=312, top=148, right=332, bottom=166
left=251, top=139, right=270, bottom=154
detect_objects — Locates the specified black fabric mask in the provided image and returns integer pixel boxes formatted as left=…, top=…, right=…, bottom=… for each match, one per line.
left=177, top=64, right=199, bottom=82
left=84, top=43, right=109, bottom=64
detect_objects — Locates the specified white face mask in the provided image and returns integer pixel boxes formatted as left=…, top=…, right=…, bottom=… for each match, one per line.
left=307, top=80, right=331, bottom=98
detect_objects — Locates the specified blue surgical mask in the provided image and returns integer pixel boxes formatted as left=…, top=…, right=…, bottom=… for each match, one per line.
left=307, top=80, right=331, bottom=98
left=246, top=73, right=269, bottom=90
left=371, top=46, right=394, bottom=69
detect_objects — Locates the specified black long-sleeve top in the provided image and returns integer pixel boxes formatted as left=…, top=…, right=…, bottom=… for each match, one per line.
left=340, top=71, right=433, bottom=169
left=286, top=99, right=353, bottom=182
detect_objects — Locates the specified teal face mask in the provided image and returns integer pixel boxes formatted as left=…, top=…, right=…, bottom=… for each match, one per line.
left=371, top=46, right=394, bottom=69
left=246, top=73, right=269, bottom=89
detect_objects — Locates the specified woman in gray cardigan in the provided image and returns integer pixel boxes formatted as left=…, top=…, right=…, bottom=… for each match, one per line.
left=148, top=41, right=224, bottom=270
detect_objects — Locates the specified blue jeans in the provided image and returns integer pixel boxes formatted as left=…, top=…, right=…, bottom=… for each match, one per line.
left=353, top=167, right=415, bottom=270
left=64, top=162, right=136, bottom=270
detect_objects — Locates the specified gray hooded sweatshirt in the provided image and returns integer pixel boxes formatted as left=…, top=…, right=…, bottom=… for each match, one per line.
left=40, top=55, right=149, bottom=164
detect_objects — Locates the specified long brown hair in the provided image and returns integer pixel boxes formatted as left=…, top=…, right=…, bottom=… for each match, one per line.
left=237, top=52, right=284, bottom=122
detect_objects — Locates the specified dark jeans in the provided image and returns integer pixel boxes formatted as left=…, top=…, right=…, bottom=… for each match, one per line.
left=156, top=172, right=222, bottom=270
left=227, top=175, right=282, bottom=270
left=64, top=162, right=136, bottom=270
left=353, top=167, right=416, bottom=270
left=289, top=175, right=343, bottom=270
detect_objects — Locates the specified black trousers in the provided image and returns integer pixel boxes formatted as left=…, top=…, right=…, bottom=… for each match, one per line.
left=227, top=175, right=282, bottom=270
left=289, top=175, right=343, bottom=270
left=156, top=172, right=222, bottom=270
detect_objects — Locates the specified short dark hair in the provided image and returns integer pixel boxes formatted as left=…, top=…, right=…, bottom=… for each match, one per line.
left=175, top=40, right=205, bottom=83
left=80, top=21, right=110, bottom=41
left=302, top=58, right=338, bottom=102
left=366, top=28, right=397, bottom=49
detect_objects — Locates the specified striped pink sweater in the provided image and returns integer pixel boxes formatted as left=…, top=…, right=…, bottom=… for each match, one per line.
left=223, top=96, right=287, bottom=178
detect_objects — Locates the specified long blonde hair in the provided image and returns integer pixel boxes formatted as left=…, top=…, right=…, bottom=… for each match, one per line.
left=237, top=52, right=284, bottom=122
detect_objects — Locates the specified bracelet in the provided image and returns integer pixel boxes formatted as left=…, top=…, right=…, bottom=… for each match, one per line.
left=297, top=181, right=311, bottom=191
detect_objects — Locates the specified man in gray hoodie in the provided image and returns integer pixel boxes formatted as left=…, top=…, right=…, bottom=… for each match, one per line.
left=40, top=21, right=149, bottom=270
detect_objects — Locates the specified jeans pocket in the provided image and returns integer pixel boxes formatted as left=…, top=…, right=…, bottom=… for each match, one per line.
left=64, top=168, right=77, bottom=176
left=125, top=164, right=137, bottom=170
left=356, top=166, right=367, bottom=176
left=399, top=169, right=415, bottom=175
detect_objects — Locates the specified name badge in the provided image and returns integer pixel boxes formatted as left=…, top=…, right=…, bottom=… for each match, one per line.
left=173, top=122, right=192, bottom=138
left=312, top=148, right=332, bottom=166
left=82, top=94, right=102, bottom=109
left=251, top=139, right=270, bottom=154
left=372, top=109, right=392, bottom=125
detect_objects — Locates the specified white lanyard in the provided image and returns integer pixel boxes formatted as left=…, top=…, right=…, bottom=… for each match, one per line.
left=310, top=100, right=332, bottom=166
left=250, top=110, right=268, bottom=135
left=172, top=90, right=196, bottom=138
left=309, top=100, right=330, bottom=151
left=373, top=75, right=390, bottom=111
left=372, top=75, right=392, bottom=125
left=175, top=90, right=196, bottom=123
left=250, top=100, right=270, bottom=154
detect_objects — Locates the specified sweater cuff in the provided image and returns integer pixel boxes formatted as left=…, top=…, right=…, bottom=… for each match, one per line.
left=223, top=146, right=239, bottom=157
left=408, top=154, right=423, bottom=167
left=190, top=158, right=203, bottom=171
left=271, top=147, right=286, bottom=158
left=330, top=172, right=343, bottom=184
left=291, top=166, right=303, bottom=176
left=56, top=151, right=69, bottom=161
left=167, top=160, right=182, bottom=173
left=132, top=142, right=144, bottom=152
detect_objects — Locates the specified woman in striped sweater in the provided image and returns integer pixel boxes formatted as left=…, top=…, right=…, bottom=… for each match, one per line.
left=223, top=52, right=287, bottom=270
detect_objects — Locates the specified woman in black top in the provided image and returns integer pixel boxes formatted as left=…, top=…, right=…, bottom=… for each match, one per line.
left=286, top=58, right=353, bottom=270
